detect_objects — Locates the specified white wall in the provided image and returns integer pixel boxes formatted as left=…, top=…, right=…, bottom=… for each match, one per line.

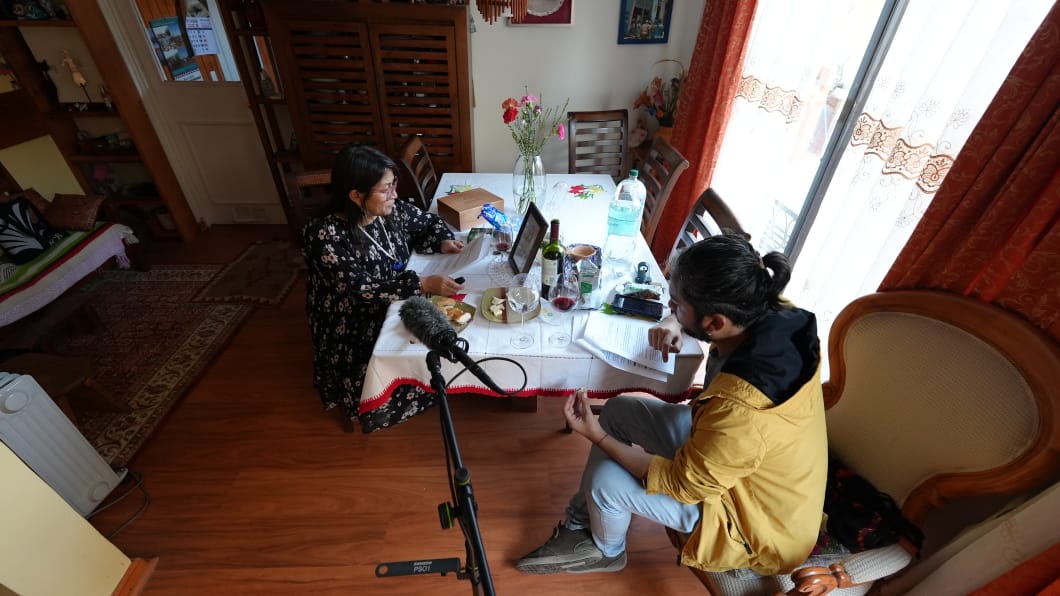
left=468, top=0, right=705, bottom=174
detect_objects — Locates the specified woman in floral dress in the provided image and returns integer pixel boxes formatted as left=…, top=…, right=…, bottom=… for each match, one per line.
left=302, top=144, right=465, bottom=432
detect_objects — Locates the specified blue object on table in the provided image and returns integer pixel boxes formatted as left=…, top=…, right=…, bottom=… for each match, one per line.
left=478, top=203, right=511, bottom=231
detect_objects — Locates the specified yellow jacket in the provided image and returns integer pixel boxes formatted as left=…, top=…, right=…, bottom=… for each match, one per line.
left=645, top=307, right=828, bottom=574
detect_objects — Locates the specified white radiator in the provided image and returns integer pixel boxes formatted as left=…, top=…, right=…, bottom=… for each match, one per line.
left=0, top=372, right=125, bottom=516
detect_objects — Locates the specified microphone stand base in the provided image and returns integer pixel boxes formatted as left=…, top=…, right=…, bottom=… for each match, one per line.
left=375, top=558, right=464, bottom=579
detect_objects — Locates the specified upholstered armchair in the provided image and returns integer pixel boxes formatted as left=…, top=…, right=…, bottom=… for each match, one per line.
left=669, top=290, right=1060, bottom=595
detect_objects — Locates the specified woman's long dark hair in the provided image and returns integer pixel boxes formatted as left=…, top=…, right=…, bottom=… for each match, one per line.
left=671, top=232, right=792, bottom=327
left=326, top=144, right=398, bottom=225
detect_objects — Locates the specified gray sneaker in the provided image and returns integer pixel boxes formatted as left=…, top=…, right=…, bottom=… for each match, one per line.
left=516, top=523, right=627, bottom=575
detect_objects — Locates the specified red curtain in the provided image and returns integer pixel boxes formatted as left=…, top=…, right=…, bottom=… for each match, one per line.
left=880, top=4, right=1059, bottom=341
left=648, top=0, right=758, bottom=263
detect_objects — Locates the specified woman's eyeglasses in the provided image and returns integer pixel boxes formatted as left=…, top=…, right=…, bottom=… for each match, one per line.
left=372, top=180, right=398, bottom=196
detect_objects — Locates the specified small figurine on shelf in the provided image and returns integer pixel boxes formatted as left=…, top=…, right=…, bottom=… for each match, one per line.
left=61, top=50, right=92, bottom=103
left=90, top=163, right=118, bottom=196
left=99, top=84, right=113, bottom=110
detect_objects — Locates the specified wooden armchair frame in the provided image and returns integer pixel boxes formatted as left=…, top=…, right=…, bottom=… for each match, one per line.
left=668, top=290, right=1060, bottom=595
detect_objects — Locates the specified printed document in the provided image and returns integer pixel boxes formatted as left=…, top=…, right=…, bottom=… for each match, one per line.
left=408, top=235, right=491, bottom=276
left=576, top=311, right=675, bottom=382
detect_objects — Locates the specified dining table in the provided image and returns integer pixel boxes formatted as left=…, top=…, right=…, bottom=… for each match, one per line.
left=359, top=172, right=705, bottom=414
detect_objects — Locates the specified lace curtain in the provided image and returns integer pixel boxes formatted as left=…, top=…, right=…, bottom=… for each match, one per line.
left=711, top=0, right=1053, bottom=356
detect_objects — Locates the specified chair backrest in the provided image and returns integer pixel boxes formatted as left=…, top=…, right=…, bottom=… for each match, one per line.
left=396, top=136, right=439, bottom=212
left=824, top=290, right=1060, bottom=526
left=567, top=109, right=631, bottom=182
left=665, top=188, right=746, bottom=275
left=284, top=169, right=332, bottom=239
left=639, top=135, right=689, bottom=246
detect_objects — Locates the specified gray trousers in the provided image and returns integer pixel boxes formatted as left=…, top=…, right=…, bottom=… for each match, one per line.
left=565, top=395, right=702, bottom=557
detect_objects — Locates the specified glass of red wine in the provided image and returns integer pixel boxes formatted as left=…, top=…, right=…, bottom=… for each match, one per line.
left=547, top=280, right=579, bottom=347
left=493, top=224, right=513, bottom=263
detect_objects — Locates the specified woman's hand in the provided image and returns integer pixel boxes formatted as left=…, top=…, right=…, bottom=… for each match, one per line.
left=563, top=389, right=605, bottom=444
left=648, top=315, right=683, bottom=362
left=440, top=239, right=465, bottom=254
left=421, top=274, right=464, bottom=296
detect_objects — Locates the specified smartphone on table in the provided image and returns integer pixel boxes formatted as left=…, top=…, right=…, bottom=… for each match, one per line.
left=611, top=294, right=664, bottom=321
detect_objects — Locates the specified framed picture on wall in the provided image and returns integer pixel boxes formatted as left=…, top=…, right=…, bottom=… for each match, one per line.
left=509, top=0, right=573, bottom=26
left=617, top=0, right=673, bottom=44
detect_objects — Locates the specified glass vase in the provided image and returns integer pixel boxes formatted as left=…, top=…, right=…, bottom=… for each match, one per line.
left=513, top=152, right=545, bottom=215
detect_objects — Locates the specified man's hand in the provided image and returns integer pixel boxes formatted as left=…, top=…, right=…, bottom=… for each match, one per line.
left=648, top=315, right=683, bottom=362
left=563, top=389, right=605, bottom=444
left=440, top=239, right=465, bottom=253
left=421, top=274, right=464, bottom=296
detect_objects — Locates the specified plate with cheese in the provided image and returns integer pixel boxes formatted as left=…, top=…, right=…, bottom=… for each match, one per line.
left=430, top=296, right=475, bottom=332
left=479, top=287, right=540, bottom=324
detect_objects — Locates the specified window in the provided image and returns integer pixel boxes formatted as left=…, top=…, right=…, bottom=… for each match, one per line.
left=711, top=0, right=1052, bottom=352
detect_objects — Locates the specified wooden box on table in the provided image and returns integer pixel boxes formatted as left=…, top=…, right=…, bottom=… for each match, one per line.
left=436, top=188, right=505, bottom=230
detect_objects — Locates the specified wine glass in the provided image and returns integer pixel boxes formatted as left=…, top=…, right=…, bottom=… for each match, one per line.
left=507, top=272, right=539, bottom=349
left=492, top=223, right=513, bottom=263
left=546, top=280, right=579, bottom=347
left=541, top=181, right=570, bottom=221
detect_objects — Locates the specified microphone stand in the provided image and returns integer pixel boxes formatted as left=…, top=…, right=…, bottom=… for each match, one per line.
left=375, top=350, right=496, bottom=596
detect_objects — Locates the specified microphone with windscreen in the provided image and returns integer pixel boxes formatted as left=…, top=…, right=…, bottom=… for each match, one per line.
left=399, top=296, right=509, bottom=396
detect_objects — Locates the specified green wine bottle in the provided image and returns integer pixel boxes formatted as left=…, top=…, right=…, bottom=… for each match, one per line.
left=540, top=218, right=564, bottom=297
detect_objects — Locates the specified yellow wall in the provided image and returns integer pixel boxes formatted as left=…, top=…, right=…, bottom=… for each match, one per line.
left=0, top=135, right=82, bottom=198
left=0, top=444, right=130, bottom=595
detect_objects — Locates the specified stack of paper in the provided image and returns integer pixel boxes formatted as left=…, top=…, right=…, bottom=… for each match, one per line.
left=576, top=311, right=675, bottom=382
left=408, top=235, right=492, bottom=277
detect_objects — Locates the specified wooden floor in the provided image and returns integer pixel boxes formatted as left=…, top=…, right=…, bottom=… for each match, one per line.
left=88, top=225, right=706, bottom=595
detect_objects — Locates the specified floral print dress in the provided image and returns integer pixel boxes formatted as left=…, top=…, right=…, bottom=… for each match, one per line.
left=302, top=201, right=454, bottom=432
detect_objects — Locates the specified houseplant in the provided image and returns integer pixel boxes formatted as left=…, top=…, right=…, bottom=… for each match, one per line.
left=502, top=91, right=568, bottom=214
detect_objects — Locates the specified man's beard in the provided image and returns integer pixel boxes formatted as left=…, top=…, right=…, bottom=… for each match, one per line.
left=682, top=324, right=711, bottom=342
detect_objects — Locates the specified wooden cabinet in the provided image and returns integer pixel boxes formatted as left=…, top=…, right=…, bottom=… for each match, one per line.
left=217, top=0, right=472, bottom=232
left=0, top=9, right=197, bottom=242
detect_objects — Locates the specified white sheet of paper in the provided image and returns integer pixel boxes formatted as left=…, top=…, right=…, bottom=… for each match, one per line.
left=578, top=311, right=676, bottom=378
left=574, top=339, right=669, bottom=382
left=408, top=236, right=491, bottom=277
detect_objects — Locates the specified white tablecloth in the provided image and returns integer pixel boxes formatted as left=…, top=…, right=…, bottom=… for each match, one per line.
left=359, top=173, right=703, bottom=412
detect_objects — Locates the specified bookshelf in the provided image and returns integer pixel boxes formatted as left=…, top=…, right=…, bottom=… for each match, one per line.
left=0, top=7, right=197, bottom=242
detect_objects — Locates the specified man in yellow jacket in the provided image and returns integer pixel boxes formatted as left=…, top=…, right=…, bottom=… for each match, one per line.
left=517, top=234, right=828, bottom=575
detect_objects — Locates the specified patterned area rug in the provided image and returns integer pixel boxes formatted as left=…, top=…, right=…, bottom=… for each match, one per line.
left=52, top=266, right=253, bottom=467
left=193, top=239, right=303, bottom=305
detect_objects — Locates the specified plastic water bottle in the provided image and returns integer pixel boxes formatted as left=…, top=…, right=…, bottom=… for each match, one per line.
left=604, top=169, right=647, bottom=269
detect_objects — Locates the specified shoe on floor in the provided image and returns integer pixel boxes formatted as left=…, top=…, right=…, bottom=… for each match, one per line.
left=516, top=522, right=627, bottom=575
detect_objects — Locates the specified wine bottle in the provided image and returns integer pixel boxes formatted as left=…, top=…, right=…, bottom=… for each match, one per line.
left=540, top=218, right=564, bottom=297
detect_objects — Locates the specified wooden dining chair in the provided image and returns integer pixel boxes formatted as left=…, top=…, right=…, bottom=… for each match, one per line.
left=284, top=169, right=332, bottom=241
left=665, top=188, right=747, bottom=277
left=396, top=136, right=439, bottom=212
left=567, top=109, right=632, bottom=182
left=639, top=135, right=690, bottom=247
